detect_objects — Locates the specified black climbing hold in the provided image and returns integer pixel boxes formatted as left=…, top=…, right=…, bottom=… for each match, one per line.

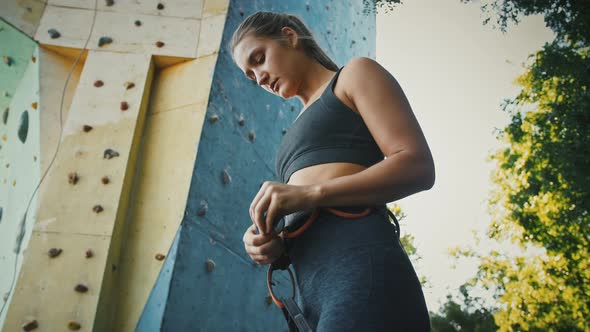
left=155, top=253, right=165, bottom=261
left=2, top=107, right=8, bottom=124
left=282, top=128, right=287, bottom=135
left=205, top=259, right=215, bottom=272
left=3, top=56, right=12, bottom=66
left=221, top=169, right=231, bottom=185
left=134, top=20, right=142, bottom=27
left=238, top=115, right=245, bottom=126
left=157, top=3, right=164, bottom=10
left=209, top=114, right=218, bottom=124
left=103, top=148, right=119, bottom=159
left=18, top=110, right=29, bottom=143
left=197, top=200, right=208, bottom=216
left=68, top=172, right=79, bottom=185
left=48, top=28, right=61, bottom=39
left=248, top=130, right=255, bottom=141
left=74, top=284, right=88, bottom=293
left=48, top=248, right=62, bottom=258
left=98, top=36, right=113, bottom=47
left=155, top=41, right=165, bottom=48
left=105, top=0, right=114, bottom=6
left=124, top=81, right=135, bottom=89
left=22, top=320, right=38, bottom=331
left=93, top=205, right=104, bottom=213
left=67, top=321, right=81, bottom=330
left=0, top=206, right=2, bottom=223
left=83, top=125, right=93, bottom=132
left=101, top=176, right=110, bottom=184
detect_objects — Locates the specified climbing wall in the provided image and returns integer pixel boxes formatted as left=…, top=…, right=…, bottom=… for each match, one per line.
left=140, top=1, right=377, bottom=331
left=0, top=18, right=41, bottom=327
left=1, top=0, right=375, bottom=330
left=1, top=0, right=225, bottom=330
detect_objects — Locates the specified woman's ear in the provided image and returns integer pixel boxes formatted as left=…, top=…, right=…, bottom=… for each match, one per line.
left=281, top=27, right=299, bottom=49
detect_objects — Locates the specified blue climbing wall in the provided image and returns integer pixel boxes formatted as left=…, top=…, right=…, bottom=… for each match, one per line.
left=138, top=0, right=376, bottom=330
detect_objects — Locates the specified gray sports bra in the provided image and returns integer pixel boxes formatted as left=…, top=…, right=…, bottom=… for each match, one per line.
left=275, top=65, right=384, bottom=183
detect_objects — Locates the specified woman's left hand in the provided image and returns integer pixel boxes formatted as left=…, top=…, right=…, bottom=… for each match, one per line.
left=250, top=181, right=318, bottom=235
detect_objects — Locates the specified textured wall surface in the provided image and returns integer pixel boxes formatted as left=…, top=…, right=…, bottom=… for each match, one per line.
left=139, top=0, right=377, bottom=330
left=0, top=19, right=40, bottom=328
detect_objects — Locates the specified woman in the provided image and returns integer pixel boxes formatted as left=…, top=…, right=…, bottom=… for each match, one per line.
left=230, top=11, right=434, bottom=331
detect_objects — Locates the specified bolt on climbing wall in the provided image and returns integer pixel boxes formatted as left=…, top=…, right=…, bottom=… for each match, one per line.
left=137, top=0, right=377, bottom=330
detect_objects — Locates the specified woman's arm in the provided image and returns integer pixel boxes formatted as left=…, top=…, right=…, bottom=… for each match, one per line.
left=309, top=57, right=435, bottom=207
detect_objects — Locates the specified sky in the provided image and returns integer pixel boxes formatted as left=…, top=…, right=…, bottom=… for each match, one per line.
left=376, top=0, right=555, bottom=312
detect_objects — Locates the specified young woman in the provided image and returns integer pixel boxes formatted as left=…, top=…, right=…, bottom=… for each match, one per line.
left=230, top=11, right=434, bottom=331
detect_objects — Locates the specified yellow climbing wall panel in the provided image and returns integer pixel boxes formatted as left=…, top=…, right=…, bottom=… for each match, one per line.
left=112, top=53, right=217, bottom=331
left=2, top=0, right=229, bottom=330
left=3, top=50, right=154, bottom=331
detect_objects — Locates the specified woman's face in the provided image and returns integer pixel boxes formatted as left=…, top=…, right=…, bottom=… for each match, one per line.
left=233, top=29, right=305, bottom=98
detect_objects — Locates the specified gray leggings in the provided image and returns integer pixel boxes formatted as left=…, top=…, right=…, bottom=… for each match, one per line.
left=286, top=206, right=431, bottom=331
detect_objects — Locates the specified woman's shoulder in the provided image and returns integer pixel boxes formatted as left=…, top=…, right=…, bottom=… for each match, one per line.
left=337, top=57, right=392, bottom=110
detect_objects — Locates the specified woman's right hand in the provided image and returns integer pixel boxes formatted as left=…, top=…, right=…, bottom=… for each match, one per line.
left=243, top=223, right=285, bottom=265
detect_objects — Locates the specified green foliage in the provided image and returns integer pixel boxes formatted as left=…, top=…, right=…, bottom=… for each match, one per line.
left=430, top=284, right=498, bottom=332
left=447, top=1, right=590, bottom=330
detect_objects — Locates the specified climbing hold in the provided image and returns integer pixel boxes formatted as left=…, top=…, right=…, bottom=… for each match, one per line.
left=205, top=259, right=215, bottom=272
left=101, top=176, right=109, bottom=184
left=282, top=128, right=287, bottom=135
left=155, top=41, right=165, bottom=48
left=239, top=10, right=244, bottom=16
left=48, top=248, right=62, bottom=258
left=124, top=81, right=135, bottom=90
left=157, top=3, right=164, bottom=10
left=33, top=156, right=37, bottom=161
left=120, top=101, right=129, bottom=111
left=2, top=292, right=8, bottom=302
left=306, top=4, right=310, bottom=11
left=22, top=320, right=38, bottom=331
left=105, top=0, right=114, bottom=6
left=112, top=264, right=117, bottom=272
left=3, top=56, right=12, bottom=66
left=248, top=130, right=255, bottom=141
left=326, top=5, right=329, bottom=10
left=98, top=36, right=113, bottom=47
left=3, top=91, right=9, bottom=97
left=327, top=30, right=331, bottom=35
left=31, top=56, right=36, bottom=63
left=68, top=172, right=79, bottom=185
left=221, top=169, right=231, bottom=185
left=155, top=253, right=165, bottom=261
left=31, top=102, right=37, bottom=110
left=85, top=249, right=94, bottom=258
left=103, top=148, right=119, bottom=159
left=0, top=206, right=2, bottom=223
left=94, top=80, right=104, bottom=87
left=48, top=28, right=61, bottom=39
left=238, top=115, right=245, bottom=126
left=265, top=295, right=273, bottom=305
left=92, top=205, right=104, bottom=213
left=83, top=125, right=93, bottom=132
left=197, top=200, right=208, bottom=216
left=74, top=284, right=88, bottom=293
left=67, top=321, right=81, bottom=330
left=209, top=114, right=218, bottom=124
left=3, top=107, right=8, bottom=124
left=362, top=36, right=366, bottom=40
left=290, top=106, right=295, bottom=112
left=18, top=111, right=29, bottom=143
left=134, top=20, right=142, bottom=27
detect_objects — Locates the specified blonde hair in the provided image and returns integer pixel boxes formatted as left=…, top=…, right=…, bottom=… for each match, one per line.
left=229, top=11, right=339, bottom=71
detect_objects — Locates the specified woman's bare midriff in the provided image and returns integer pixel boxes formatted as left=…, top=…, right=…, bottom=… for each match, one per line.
left=286, top=162, right=367, bottom=186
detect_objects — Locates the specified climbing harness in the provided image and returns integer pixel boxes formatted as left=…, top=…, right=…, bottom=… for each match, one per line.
left=264, top=205, right=401, bottom=332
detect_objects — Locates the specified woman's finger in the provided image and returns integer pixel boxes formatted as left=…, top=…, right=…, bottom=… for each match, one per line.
left=250, top=181, right=269, bottom=223
left=253, top=191, right=271, bottom=234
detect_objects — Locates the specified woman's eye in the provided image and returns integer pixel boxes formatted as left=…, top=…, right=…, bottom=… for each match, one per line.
left=258, top=54, right=265, bottom=64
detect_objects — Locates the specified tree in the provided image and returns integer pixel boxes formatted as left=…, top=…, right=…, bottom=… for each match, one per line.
left=452, top=1, right=590, bottom=330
